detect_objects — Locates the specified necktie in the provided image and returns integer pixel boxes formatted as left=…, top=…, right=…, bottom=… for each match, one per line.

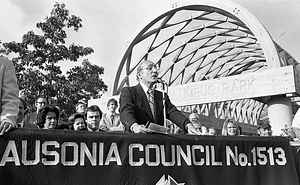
left=147, top=88, right=155, bottom=119
left=110, top=115, right=114, bottom=124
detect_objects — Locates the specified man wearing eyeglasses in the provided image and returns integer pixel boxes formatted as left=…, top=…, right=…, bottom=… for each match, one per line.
left=24, top=96, right=49, bottom=128
left=120, top=59, right=201, bottom=135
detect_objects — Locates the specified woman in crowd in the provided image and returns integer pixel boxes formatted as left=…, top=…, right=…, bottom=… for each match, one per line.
left=68, top=113, right=87, bottom=131
left=36, top=105, right=59, bottom=129
left=221, top=118, right=240, bottom=136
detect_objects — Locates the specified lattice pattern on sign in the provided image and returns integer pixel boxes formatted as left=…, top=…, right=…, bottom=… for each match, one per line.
left=112, top=4, right=298, bottom=125
left=179, top=99, right=264, bottom=125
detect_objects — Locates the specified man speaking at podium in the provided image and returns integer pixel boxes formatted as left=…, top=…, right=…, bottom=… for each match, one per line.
left=120, top=59, right=200, bottom=134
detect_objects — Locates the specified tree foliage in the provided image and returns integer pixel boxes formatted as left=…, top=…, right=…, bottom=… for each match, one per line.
left=0, top=3, right=107, bottom=119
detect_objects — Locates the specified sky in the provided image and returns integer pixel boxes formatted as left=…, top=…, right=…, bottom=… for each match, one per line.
left=1, top=0, right=299, bottom=95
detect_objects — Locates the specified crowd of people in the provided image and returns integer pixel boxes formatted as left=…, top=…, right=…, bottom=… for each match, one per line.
left=14, top=93, right=274, bottom=137
left=16, top=96, right=124, bottom=133
left=172, top=112, right=272, bottom=137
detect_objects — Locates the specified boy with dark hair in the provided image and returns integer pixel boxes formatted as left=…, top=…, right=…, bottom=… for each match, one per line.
left=100, top=98, right=124, bottom=132
left=85, top=105, right=103, bottom=132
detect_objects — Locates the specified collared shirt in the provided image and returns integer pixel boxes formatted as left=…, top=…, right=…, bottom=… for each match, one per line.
left=139, top=82, right=149, bottom=96
left=140, top=82, right=155, bottom=118
left=87, top=127, right=101, bottom=132
left=17, top=120, right=24, bottom=128
left=107, top=112, right=115, bottom=118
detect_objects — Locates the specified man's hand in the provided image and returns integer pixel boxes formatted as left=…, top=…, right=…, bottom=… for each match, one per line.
left=292, top=127, right=300, bottom=139
left=0, top=121, right=14, bottom=135
left=186, top=123, right=201, bottom=135
left=132, top=124, right=152, bottom=133
left=99, top=124, right=109, bottom=131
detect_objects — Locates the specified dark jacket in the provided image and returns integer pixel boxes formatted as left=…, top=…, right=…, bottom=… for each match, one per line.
left=120, top=83, right=189, bottom=132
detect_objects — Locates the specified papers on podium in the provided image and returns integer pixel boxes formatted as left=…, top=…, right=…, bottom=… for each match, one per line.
left=146, top=122, right=169, bottom=134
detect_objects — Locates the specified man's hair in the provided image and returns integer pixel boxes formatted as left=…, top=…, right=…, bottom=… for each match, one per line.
left=35, top=96, right=49, bottom=104
left=257, top=120, right=271, bottom=129
left=76, top=101, right=86, bottom=107
left=36, top=105, right=59, bottom=128
left=84, top=105, right=102, bottom=119
left=107, top=98, right=118, bottom=107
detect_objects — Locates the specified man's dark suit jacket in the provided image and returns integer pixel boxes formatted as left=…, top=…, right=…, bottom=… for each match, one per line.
left=120, top=83, right=189, bottom=132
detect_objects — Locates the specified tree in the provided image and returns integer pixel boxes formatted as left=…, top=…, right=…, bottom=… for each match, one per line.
left=0, top=3, right=107, bottom=118
left=58, top=59, right=107, bottom=117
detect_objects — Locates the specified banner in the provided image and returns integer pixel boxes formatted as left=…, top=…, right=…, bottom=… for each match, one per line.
left=0, top=129, right=299, bottom=185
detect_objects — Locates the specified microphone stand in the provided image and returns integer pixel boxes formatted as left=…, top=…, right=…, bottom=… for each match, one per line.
left=160, top=81, right=168, bottom=128
left=156, top=79, right=169, bottom=133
